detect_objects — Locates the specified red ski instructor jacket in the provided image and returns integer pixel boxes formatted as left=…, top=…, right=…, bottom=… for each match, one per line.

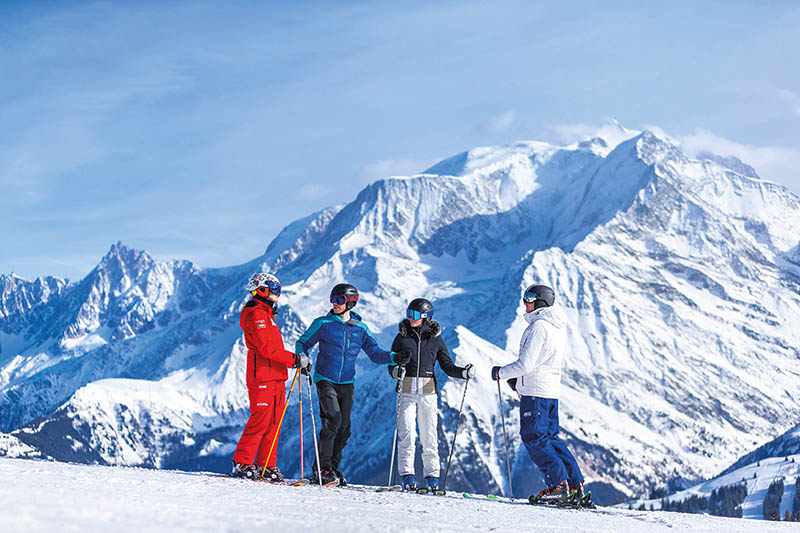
left=240, top=296, right=296, bottom=385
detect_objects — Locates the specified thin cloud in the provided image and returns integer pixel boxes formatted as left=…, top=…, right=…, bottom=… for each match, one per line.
left=778, top=89, right=800, bottom=117
left=360, top=158, right=435, bottom=182
left=486, top=111, right=516, bottom=133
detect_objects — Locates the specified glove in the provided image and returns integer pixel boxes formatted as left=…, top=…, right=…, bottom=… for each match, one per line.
left=491, top=366, right=501, bottom=381
left=393, top=350, right=411, bottom=365
left=389, top=365, right=404, bottom=379
left=461, top=364, right=476, bottom=380
left=293, top=353, right=310, bottom=370
left=301, top=361, right=312, bottom=376
left=506, top=378, right=517, bottom=392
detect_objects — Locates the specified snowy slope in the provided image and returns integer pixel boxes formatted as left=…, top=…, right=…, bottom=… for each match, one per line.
left=624, top=454, right=800, bottom=521
left=2, top=123, right=800, bottom=503
left=2, top=457, right=795, bottom=533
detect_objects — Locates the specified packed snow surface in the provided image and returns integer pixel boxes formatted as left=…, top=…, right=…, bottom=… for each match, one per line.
left=1, top=458, right=796, bottom=532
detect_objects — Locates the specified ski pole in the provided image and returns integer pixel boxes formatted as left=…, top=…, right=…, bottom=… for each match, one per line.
left=497, top=378, right=514, bottom=499
left=441, top=375, right=470, bottom=491
left=299, top=370, right=304, bottom=480
left=261, top=368, right=301, bottom=480
left=388, top=364, right=406, bottom=487
left=306, top=372, right=324, bottom=487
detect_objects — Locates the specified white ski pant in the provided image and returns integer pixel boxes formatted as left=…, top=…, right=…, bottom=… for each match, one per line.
left=396, top=392, right=440, bottom=478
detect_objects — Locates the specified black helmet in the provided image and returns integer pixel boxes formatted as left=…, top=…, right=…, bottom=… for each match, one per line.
left=522, top=284, right=555, bottom=307
left=406, top=298, right=434, bottom=321
left=330, top=283, right=359, bottom=310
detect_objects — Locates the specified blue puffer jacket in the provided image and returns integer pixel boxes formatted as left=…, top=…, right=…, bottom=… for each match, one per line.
left=296, top=311, right=396, bottom=384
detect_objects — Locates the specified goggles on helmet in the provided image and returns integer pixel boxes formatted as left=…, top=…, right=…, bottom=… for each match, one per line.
left=406, top=309, right=433, bottom=321
left=330, top=294, right=358, bottom=306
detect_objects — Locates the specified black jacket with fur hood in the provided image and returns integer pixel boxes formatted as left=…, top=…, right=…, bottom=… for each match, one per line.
left=389, top=319, right=465, bottom=390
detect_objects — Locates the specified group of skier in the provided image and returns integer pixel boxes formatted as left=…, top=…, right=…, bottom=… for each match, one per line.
left=231, top=272, right=593, bottom=507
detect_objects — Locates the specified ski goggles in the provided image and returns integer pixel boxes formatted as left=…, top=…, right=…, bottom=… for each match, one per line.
left=258, top=280, right=281, bottom=295
left=522, top=288, right=539, bottom=303
left=330, top=294, right=358, bottom=306
left=406, top=309, right=433, bottom=321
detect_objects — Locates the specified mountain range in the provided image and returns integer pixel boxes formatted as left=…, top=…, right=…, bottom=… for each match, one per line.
left=2, top=123, right=799, bottom=503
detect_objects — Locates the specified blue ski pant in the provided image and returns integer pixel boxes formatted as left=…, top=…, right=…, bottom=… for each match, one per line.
left=519, top=396, right=584, bottom=489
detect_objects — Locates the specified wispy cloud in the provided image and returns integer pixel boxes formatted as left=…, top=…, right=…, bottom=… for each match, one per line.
left=676, top=129, right=800, bottom=187
left=486, top=111, right=516, bottom=133
left=293, top=184, right=327, bottom=200
left=778, top=89, right=800, bottom=117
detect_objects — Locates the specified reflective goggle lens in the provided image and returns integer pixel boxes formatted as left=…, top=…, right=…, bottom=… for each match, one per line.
left=268, top=281, right=281, bottom=295
left=330, top=294, right=358, bottom=305
left=406, top=309, right=432, bottom=320
left=522, top=290, right=538, bottom=303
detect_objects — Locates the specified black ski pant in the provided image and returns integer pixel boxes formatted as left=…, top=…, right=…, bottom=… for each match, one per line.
left=314, top=380, right=355, bottom=471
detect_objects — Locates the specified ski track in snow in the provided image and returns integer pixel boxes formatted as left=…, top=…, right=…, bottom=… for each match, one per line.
left=1, top=458, right=795, bottom=533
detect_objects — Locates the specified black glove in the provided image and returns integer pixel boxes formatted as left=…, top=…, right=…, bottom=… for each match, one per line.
left=293, top=353, right=310, bottom=370
left=506, top=378, right=517, bottom=392
left=301, top=361, right=312, bottom=376
left=461, top=364, right=476, bottom=380
left=393, top=350, right=411, bottom=365
left=491, top=366, right=501, bottom=381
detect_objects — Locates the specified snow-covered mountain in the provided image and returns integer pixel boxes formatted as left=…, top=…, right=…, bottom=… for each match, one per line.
left=2, top=124, right=800, bottom=503
left=623, top=453, right=799, bottom=521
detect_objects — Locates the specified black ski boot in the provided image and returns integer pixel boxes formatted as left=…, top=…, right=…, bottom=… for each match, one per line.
left=529, top=480, right=570, bottom=506
left=334, top=469, right=347, bottom=487
left=571, top=481, right=596, bottom=508
left=230, top=462, right=260, bottom=481
left=259, top=465, right=284, bottom=482
left=311, top=467, right=339, bottom=487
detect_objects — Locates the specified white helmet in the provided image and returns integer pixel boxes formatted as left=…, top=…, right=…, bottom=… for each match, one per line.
left=245, top=273, right=281, bottom=295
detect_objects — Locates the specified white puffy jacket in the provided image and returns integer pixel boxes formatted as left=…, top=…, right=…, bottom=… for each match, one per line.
left=497, top=306, right=567, bottom=399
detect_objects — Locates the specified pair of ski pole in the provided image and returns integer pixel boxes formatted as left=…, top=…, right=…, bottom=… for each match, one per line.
left=260, top=367, right=324, bottom=486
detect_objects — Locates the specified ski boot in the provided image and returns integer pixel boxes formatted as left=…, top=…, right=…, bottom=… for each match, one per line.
left=420, top=476, right=445, bottom=495
left=334, top=469, right=347, bottom=487
left=259, top=465, right=284, bottom=483
left=230, top=462, right=260, bottom=481
left=529, top=480, right=570, bottom=506
left=311, top=467, right=340, bottom=487
left=571, top=481, right=595, bottom=509
left=401, top=474, right=417, bottom=491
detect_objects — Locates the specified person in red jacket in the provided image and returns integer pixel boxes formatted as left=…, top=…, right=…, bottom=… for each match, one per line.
left=231, top=273, right=310, bottom=481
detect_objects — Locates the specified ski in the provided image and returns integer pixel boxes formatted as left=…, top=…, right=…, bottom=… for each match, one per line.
left=375, top=485, right=403, bottom=492
left=416, top=488, right=447, bottom=496
left=267, top=478, right=310, bottom=487
left=463, top=492, right=499, bottom=500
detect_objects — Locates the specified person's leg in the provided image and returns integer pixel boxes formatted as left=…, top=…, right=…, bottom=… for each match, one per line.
left=519, top=396, right=568, bottom=488
left=547, top=399, right=584, bottom=487
left=255, top=381, right=286, bottom=468
left=315, top=380, right=341, bottom=470
left=418, top=393, right=441, bottom=479
left=396, top=392, right=418, bottom=476
left=233, top=385, right=273, bottom=465
left=330, top=382, right=355, bottom=471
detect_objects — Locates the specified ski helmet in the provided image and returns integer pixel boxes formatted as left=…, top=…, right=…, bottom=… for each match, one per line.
left=330, top=283, right=359, bottom=310
left=522, top=284, right=555, bottom=307
left=245, top=273, right=281, bottom=295
left=406, top=298, right=434, bottom=321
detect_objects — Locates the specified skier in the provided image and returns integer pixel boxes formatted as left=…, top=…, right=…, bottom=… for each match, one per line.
left=490, top=284, right=590, bottom=506
left=231, top=273, right=311, bottom=481
left=296, top=283, right=410, bottom=486
left=389, top=298, right=475, bottom=492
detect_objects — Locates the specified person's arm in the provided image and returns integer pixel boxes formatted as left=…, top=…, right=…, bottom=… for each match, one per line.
left=295, top=317, right=324, bottom=356
left=497, top=325, right=545, bottom=380
left=360, top=323, right=395, bottom=365
left=388, top=334, right=402, bottom=377
left=436, top=337, right=464, bottom=378
left=249, top=310, right=296, bottom=367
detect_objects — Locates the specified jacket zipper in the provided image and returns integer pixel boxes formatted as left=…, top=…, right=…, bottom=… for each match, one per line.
left=339, top=320, right=348, bottom=382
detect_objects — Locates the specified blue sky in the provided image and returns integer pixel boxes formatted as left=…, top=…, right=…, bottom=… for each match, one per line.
left=2, top=1, right=799, bottom=280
